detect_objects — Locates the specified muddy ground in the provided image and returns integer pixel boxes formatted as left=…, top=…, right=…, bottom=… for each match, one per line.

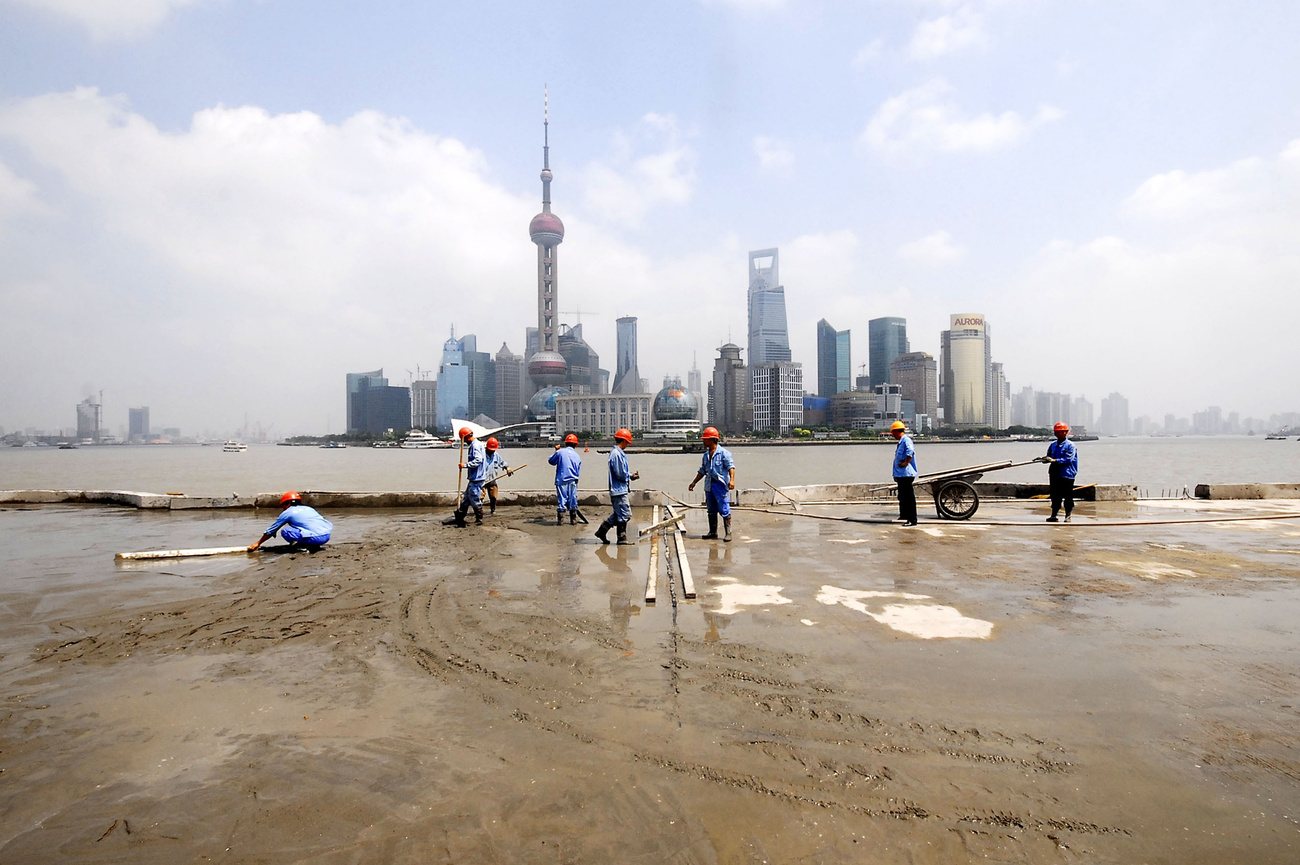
left=2, top=500, right=1300, bottom=863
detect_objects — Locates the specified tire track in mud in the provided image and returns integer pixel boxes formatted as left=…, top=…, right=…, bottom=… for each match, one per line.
left=397, top=571, right=1129, bottom=840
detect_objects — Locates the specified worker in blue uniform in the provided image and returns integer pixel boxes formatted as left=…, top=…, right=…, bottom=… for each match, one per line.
left=482, top=436, right=513, bottom=515
left=249, top=491, right=332, bottom=550
left=595, top=428, right=638, bottom=545
left=688, top=426, right=736, bottom=541
left=890, top=420, right=919, bottom=526
left=450, top=427, right=487, bottom=527
left=548, top=433, right=583, bottom=525
left=1040, top=421, right=1079, bottom=522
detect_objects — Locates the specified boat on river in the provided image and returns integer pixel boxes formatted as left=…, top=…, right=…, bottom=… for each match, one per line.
left=222, top=440, right=248, bottom=452
left=400, top=430, right=451, bottom=449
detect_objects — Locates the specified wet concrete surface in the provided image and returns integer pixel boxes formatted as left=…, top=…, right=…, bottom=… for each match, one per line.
left=2, top=500, right=1300, bottom=863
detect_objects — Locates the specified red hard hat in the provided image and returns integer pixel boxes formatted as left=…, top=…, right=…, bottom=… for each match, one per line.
left=280, top=491, right=301, bottom=506
left=1054, top=422, right=1070, bottom=433
left=701, top=426, right=720, bottom=441
left=564, top=433, right=579, bottom=445
left=614, top=428, right=632, bottom=442
left=485, top=437, right=499, bottom=450
left=459, top=427, right=473, bottom=440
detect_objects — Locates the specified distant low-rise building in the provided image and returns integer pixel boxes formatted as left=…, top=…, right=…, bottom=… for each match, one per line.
left=554, top=393, right=652, bottom=437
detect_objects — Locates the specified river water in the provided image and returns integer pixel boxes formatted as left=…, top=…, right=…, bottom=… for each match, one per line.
left=3, top=436, right=1298, bottom=500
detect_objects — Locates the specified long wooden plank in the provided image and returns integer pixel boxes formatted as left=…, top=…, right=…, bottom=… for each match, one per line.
left=664, top=505, right=696, bottom=599
left=765, top=480, right=802, bottom=511
left=645, top=505, right=659, bottom=604
left=638, top=512, right=686, bottom=537
left=116, top=546, right=251, bottom=561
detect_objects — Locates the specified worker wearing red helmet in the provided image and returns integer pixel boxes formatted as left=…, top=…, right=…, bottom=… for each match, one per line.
left=1039, top=422, right=1078, bottom=522
left=449, top=427, right=488, bottom=527
left=688, top=426, right=736, bottom=541
left=595, top=428, right=639, bottom=544
left=248, top=491, right=332, bottom=551
left=482, top=437, right=514, bottom=515
left=548, top=432, right=583, bottom=525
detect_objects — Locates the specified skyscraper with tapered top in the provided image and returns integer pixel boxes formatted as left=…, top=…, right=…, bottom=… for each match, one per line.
left=526, top=88, right=569, bottom=418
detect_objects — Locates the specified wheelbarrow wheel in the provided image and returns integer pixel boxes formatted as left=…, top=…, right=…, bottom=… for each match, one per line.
left=935, top=480, right=979, bottom=520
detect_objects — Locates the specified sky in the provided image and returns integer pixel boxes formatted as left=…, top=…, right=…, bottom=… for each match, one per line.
left=1, top=0, right=1298, bottom=437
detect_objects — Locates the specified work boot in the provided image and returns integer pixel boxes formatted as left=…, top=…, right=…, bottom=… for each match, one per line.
left=1046, top=514, right=1059, bottom=523
left=723, top=518, right=732, bottom=543
left=570, top=511, right=578, bottom=525
left=557, top=511, right=564, bottom=526
left=702, top=513, right=718, bottom=540
left=452, top=509, right=468, bottom=528
left=473, top=505, right=484, bottom=526
left=489, top=499, right=496, bottom=515
left=595, top=519, right=612, bottom=544
left=616, top=522, right=632, bottom=545
left=1063, top=512, right=1072, bottom=523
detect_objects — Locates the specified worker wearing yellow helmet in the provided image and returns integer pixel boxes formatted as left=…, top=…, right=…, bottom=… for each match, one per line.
left=890, top=421, right=919, bottom=527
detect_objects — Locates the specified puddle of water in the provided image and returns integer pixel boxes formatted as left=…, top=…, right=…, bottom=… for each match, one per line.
left=1104, top=560, right=1198, bottom=580
left=816, top=585, right=994, bottom=640
left=708, top=581, right=793, bottom=616
left=800, top=619, right=816, bottom=626
left=919, top=527, right=945, bottom=537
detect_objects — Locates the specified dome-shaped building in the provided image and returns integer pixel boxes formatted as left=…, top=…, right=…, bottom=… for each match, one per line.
left=651, top=379, right=701, bottom=434
left=527, top=385, right=570, bottom=422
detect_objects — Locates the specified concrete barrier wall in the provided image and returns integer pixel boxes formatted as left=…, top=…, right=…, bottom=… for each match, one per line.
left=1, top=488, right=661, bottom=510
left=1194, top=483, right=1300, bottom=500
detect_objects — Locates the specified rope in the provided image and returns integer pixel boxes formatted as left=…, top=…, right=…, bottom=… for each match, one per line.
left=731, top=505, right=1300, bottom=529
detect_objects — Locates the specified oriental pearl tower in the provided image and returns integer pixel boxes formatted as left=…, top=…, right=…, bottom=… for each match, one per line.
left=526, top=90, right=568, bottom=418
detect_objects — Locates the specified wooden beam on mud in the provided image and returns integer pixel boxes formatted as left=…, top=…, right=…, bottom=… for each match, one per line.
left=645, top=505, right=659, bottom=604
left=664, top=504, right=696, bottom=599
left=116, top=546, right=251, bottom=561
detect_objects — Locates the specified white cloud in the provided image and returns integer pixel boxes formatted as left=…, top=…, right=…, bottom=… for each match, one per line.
left=861, top=78, right=1063, bottom=156
left=0, top=88, right=549, bottom=433
left=753, top=136, right=794, bottom=170
left=0, top=160, right=53, bottom=227
left=3, top=0, right=199, bottom=40
left=908, top=7, right=987, bottom=59
left=578, top=113, right=695, bottom=226
left=991, top=140, right=1300, bottom=416
left=851, top=38, right=884, bottom=68
left=898, top=230, right=965, bottom=262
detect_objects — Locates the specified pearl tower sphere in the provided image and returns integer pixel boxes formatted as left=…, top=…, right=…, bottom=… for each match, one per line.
left=527, top=90, right=569, bottom=390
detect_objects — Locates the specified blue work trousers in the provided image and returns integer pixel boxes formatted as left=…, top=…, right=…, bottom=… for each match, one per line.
left=555, top=481, right=578, bottom=512
left=705, top=480, right=732, bottom=517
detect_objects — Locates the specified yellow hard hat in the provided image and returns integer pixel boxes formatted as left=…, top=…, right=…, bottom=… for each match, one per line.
left=890, top=421, right=906, bottom=432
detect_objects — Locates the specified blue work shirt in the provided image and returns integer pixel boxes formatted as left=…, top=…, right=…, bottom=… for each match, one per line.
left=893, top=435, right=919, bottom=478
left=608, top=446, right=632, bottom=496
left=548, top=446, right=582, bottom=483
left=699, top=446, right=735, bottom=485
left=463, top=439, right=487, bottom=483
left=1046, top=438, right=1078, bottom=480
left=485, top=451, right=509, bottom=481
left=265, top=504, right=333, bottom=539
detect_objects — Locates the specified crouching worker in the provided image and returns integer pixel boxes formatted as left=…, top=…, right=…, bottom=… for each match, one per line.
left=595, top=428, right=638, bottom=545
left=249, top=491, right=332, bottom=551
